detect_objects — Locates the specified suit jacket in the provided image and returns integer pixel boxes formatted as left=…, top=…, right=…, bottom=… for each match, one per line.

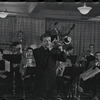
left=88, top=60, right=100, bottom=69
left=33, top=46, right=66, bottom=98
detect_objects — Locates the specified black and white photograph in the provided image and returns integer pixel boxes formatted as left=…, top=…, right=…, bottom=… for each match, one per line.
left=0, top=1, right=100, bottom=100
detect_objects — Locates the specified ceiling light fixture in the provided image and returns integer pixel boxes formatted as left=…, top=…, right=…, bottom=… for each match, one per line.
left=0, top=11, right=8, bottom=18
left=77, top=2, right=92, bottom=15
left=0, top=2, right=9, bottom=18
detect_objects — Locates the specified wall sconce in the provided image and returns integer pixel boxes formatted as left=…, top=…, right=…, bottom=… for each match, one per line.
left=77, top=2, right=92, bottom=15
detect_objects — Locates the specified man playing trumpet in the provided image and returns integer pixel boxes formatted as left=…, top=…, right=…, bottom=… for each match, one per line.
left=33, top=33, right=66, bottom=100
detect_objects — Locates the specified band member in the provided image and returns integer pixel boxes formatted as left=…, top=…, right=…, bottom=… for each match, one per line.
left=78, top=44, right=95, bottom=67
left=13, top=31, right=25, bottom=54
left=20, top=47, right=36, bottom=96
left=20, top=47, right=36, bottom=75
left=65, top=46, right=74, bottom=56
left=56, top=46, right=74, bottom=98
left=82, top=44, right=95, bottom=56
left=33, top=33, right=66, bottom=99
left=56, top=46, right=74, bottom=76
left=13, top=42, right=23, bottom=54
left=17, top=31, right=24, bottom=43
left=82, top=52, right=100, bottom=100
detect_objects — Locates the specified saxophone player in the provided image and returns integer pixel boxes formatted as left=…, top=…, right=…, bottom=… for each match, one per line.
left=20, top=47, right=36, bottom=96
left=20, top=47, right=36, bottom=77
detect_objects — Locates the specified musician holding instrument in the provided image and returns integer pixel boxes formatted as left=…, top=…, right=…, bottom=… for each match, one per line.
left=12, top=31, right=26, bottom=54
left=20, top=47, right=36, bottom=96
left=33, top=33, right=66, bottom=100
left=82, top=52, right=100, bottom=100
left=78, top=44, right=95, bottom=68
left=20, top=47, right=36, bottom=76
left=56, top=46, right=74, bottom=98
left=56, top=46, right=73, bottom=76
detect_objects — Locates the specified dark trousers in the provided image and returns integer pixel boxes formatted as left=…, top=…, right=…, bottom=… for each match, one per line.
left=82, top=76, right=97, bottom=96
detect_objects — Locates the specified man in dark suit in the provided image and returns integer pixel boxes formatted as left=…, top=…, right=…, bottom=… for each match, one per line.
left=33, top=33, right=66, bottom=99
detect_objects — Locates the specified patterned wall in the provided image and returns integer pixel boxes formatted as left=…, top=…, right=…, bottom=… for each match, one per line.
left=1, top=16, right=100, bottom=56
left=45, top=18, right=100, bottom=56
left=0, top=16, right=45, bottom=51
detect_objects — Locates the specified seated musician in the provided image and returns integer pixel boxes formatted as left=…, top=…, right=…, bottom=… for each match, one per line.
left=78, top=44, right=95, bottom=68
left=0, top=48, right=10, bottom=96
left=20, top=47, right=36, bottom=77
left=20, top=47, right=36, bottom=96
left=83, top=52, right=100, bottom=100
left=56, top=46, right=73, bottom=76
left=56, top=46, right=74, bottom=97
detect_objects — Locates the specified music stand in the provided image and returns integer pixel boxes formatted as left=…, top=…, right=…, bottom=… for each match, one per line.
left=10, top=42, right=20, bottom=47
left=3, top=54, right=21, bottom=64
left=3, top=54, right=22, bottom=96
left=67, top=55, right=77, bottom=65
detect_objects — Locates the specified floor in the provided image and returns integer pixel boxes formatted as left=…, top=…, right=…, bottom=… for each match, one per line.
left=0, top=93, right=97, bottom=100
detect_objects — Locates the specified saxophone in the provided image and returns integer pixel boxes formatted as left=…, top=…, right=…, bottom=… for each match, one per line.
left=22, top=58, right=36, bottom=78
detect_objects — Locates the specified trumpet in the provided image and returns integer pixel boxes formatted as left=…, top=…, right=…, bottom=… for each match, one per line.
left=51, top=35, right=72, bottom=47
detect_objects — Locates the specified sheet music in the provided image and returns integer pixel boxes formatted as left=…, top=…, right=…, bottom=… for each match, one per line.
left=80, top=67, right=100, bottom=81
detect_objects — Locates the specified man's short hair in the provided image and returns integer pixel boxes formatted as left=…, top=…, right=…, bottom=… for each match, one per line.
left=26, top=47, right=34, bottom=52
left=40, top=33, right=51, bottom=41
left=89, top=44, right=94, bottom=48
left=95, top=52, right=100, bottom=55
left=18, top=31, right=23, bottom=35
left=0, top=48, right=3, bottom=54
